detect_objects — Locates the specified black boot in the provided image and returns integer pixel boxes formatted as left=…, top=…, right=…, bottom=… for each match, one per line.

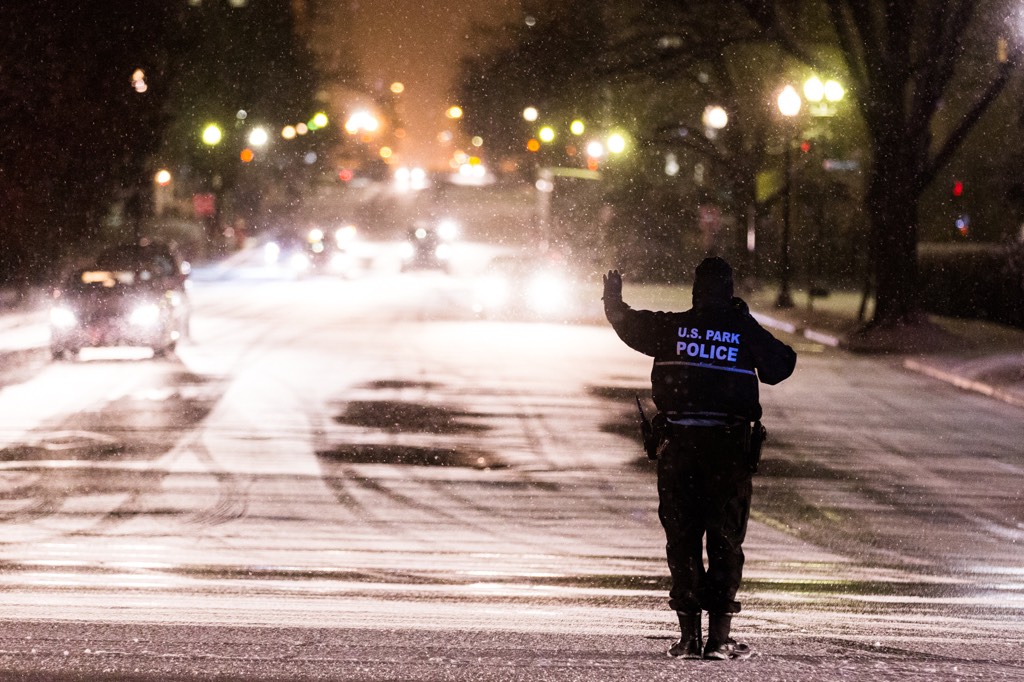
left=667, top=612, right=703, bottom=658
left=703, top=613, right=751, bottom=660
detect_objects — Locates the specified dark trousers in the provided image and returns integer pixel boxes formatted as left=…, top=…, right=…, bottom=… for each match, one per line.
left=656, top=426, right=753, bottom=614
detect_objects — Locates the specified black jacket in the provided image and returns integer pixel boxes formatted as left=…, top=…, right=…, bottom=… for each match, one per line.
left=606, top=295, right=796, bottom=423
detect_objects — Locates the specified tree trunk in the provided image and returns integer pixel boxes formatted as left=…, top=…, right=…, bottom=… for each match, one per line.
left=865, top=147, right=923, bottom=327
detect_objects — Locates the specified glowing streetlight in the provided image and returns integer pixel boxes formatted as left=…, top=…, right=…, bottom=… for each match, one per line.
left=201, top=123, right=222, bottom=146
left=607, top=132, right=627, bottom=154
left=702, top=105, right=729, bottom=131
left=248, top=126, right=269, bottom=147
left=570, top=120, right=585, bottom=135
left=777, top=85, right=802, bottom=117
left=154, top=169, right=172, bottom=186
left=522, top=106, right=538, bottom=122
left=446, top=106, right=463, bottom=119
left=538, top=126, right=555, bottom=143
left=281, top=125, right=297, bottom=140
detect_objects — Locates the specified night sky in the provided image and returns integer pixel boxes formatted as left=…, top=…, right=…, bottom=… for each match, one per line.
left=349, top=0, right=520, bottom=169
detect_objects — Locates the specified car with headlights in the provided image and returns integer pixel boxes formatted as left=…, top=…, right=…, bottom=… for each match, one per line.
left=471, top=253, right=579, bottom=321
left=399, top=220, right=458, bottom=273
left=49, top=240, right=191, bottom=360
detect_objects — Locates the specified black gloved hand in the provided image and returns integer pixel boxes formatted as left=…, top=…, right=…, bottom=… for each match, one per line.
left=730, top=296, right=749, bottom=314
left=603, top=270, right=623, bottom=302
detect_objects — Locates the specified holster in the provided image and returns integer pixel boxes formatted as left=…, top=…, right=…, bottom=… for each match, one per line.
left=747, top=420, right=767, bottom=474
left=643, top=412, right=669, bottom=460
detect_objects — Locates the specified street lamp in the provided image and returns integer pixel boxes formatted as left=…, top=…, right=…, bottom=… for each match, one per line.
left=775, top=85, right=801, bottom=308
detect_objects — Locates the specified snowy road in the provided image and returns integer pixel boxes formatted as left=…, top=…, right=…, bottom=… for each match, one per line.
left=0, top=257, right=1021, bottom=680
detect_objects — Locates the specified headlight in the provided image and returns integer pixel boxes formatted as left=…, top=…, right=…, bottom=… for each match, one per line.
left=435, top=243, right=452, bottom=261
left=50, top=306, right=77, bottom=328
left=476, top=275, right=510, bottom=308
left=129, top=303, right=161, bottom=327
left=399, top=242, right=415, bottom=259
left=264, top=242, right=281, bottom=264
left=528, top=272, right=570, bottom=314
left=336, top=225, right=357, bottom=246
left=288, top=252, right=311, bottom=271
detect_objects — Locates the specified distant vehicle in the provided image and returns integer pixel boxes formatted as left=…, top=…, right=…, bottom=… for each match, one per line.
left=264, top=224, right=360, bottom=277
left=49, top=240, right=191, bottom=360
left=471, top=253, right=578, bottom=321
left=399, top=220, right=458, bottom=273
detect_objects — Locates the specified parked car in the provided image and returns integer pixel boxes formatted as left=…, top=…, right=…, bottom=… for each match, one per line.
left=49, top=240, right=191, bottom=360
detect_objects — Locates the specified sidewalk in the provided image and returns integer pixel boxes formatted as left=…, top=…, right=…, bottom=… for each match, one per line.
left=745, top=286, right=1024, bottom=410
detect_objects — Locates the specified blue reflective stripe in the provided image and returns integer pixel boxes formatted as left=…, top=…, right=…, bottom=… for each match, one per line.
left=655, top=360, right=756, bottom=376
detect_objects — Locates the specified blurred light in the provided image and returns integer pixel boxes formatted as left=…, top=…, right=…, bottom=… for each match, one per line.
left=570, top=120, right=585, bottom=135
left=526, top=138, right=540, bottom=152
left=824, top=79, right=845, bottom=102
left=345, top=110, right=378, bottom=134
left=438, top=219, right=459, bottom=241
left=304, top=151, right=317, bottom=164
left=154, top=169, right=172, bottom=186
left=446, top=105, right=463, bottom=119
left=308, top=228, right=324, bottom=242
left=607, top=132, right=626, bottom=154
left=264, top=242, right=280, bottom=264
left=338, top=168, right=354, bottom=182
left=50, top=306, right=77, bottom=329
left=525, top=15, right=536, bottom=27
left=664, top=153, right=680, bottom=177
left=296, top=123, right=309, bottom=135
left=953, top=180, right=964, bottom=197
left=471, top=136, right=484, bottom=147
left=129, top=303, right=160, bottom=328
left=585, top=140, right=604, bottom=158
left=201, top=124, right=222, bottom=146
left=390, top=82, right=405, bottom=94
left=236, top=109, right=247, bottom=120
left=523, top=107, right=538, bottom=122
left=239, top=148, right=254, bottom=163
left=535, top=178, right=553, bottom=192
left=702, top=105, right=728, bottom=130
left=248, top=126, right=269, bottom=146
left=311, top=112, right=329, bottom=128
left=777, top=85, right=801, bottom=117
left=282, top=125, right=297, bottom=140
left=528, top=271, right=569, bottom=315
left=131, top=68, right=146, bottom=93
left=336, top=225, right=357, bottom=245
left=379, top=146, right=393, bottom=159
left=539, top=126, right=555, bottom=143
left=415, top=227, right=428, bottom=239
left=804, top=76, right=825, bottom=103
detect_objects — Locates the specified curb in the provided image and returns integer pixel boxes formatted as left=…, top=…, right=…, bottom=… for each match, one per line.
left=903, top=358, right=1024, bottom=409
left=751, top=312, right=842, bottom=348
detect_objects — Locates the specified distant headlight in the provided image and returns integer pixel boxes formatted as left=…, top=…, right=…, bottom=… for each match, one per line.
left=264, top=242, right=281, bottom=264
left=528, top=272, right=570, bottom=314
left=476, top=275, right=511, bottom=309
left=50, top=306, right=77, bottom=329
left=129, top=303, right=161, bottom=327
left=435, top=243, right=452, bottom=261
left=399, top=242, right=415, bottom=260
left=288, top=252, right=311, bottom=271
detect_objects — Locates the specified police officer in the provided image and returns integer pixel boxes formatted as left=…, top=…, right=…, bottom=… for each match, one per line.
left=603, top=257, right=796, bottom=660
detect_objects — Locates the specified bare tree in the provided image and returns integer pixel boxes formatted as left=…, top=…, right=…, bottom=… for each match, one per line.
left=733, top=0, right=1020, bottom=330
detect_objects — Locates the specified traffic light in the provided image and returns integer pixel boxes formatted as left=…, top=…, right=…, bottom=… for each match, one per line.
left=952, top=179, right=968, bottom=236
